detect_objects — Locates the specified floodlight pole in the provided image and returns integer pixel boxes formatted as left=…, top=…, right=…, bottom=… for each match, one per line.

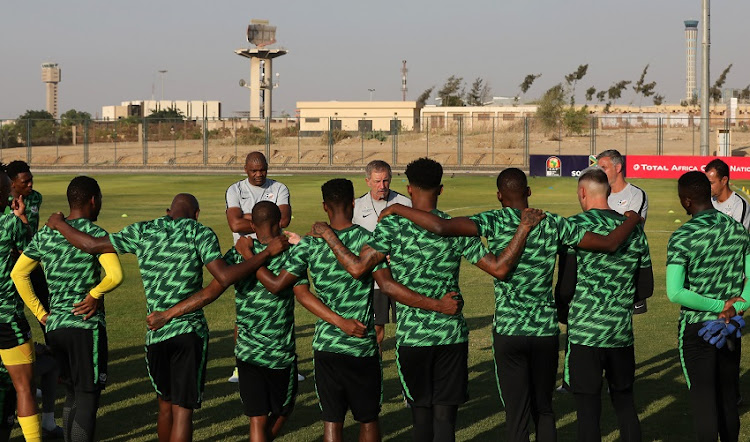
left=700, top=0, right=710, bottom=156
left=158, top=70, right=167, bottom=102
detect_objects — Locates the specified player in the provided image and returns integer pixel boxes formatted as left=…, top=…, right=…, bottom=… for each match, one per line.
left=312, top=159, right=551, bottom=442
left=45, top=193, right=289, bottom=442
left=225, top=151, right=294, bottom=382
left=380, top=167, right=641, bottom=442
left=666, top=171, right=750, bottom=442
left=597, top=149, right=648, bottom=315
left=558, top=168, right=652, bottom=442
left=705, top=158, right=750, bottom=229
left=12, top=176, right=124, bottom=442
left=0, top=166, right=39, bottom=442
left=352, top=160, right=411, bottom=352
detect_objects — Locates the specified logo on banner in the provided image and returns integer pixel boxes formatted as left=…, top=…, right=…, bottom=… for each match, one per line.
left=546, top=156, right=561, bottom=177
left=589, top=155, right=597, bottom=167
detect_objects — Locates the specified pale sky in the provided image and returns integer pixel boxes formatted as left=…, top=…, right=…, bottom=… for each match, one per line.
left=1, top=0, right=748, bottom=119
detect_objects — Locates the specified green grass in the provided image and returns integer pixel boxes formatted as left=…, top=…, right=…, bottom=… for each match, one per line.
left=17, top=173, right=750, bottom=441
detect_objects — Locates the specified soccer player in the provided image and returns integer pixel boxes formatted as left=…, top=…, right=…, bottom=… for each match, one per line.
left=0, top=167, right=38, bottom=442
left=225, top=151, right=294, bottom=382
left=666, top=171, right=750, bottom=442
left=313, top=159, right=547, bottom=442
left=380, top=167, right=641, bottom=442
left=597, top=150, right=648, bottom=316
left=557, top=168, right=652, bottom=442
left=353, top=160, right=411, bottom=352
left=12, top=176, right=124, bottom=442
left=705, top=158, right=750, bottom=229
left=45, top=193, right=290, bottom=442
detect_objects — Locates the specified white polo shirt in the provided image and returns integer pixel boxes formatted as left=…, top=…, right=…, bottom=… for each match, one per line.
left=608, top=183, right=648, bottom=222
left=225, top=178, right=290, bottom=243
left=713, top=191, right=750, bottom=230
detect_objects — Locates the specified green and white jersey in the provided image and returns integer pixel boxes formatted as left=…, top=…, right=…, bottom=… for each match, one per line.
left=287, top=225, right=381, bottom=358
left=6, top=190, right=42, bottom=233
left=0, top=213, right=29, bottom=323
left=224, top=244, right=296, bottom=369
left=470, top=208, right=586, bottom=337
left=24, top=219, right=108, bottom=332
left=368, top=210, right=487, bottom=347
left=565, top=209, right=651, bottom=348
left=109, top=216, right=223, bottom=345
left=667, top=209, right=750, bottom=324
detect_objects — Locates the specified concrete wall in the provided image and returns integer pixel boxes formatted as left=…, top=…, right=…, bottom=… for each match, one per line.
left=297, top=101, right=418, bottom=132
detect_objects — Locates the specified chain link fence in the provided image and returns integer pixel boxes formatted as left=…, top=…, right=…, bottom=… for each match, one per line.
left=1, top=115, right=747, bottom=169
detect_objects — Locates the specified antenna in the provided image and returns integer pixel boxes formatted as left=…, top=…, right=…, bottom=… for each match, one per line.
left=401, top=60, right=408, bottom=101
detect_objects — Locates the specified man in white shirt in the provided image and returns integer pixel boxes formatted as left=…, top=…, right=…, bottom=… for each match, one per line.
left=353, top=160, right=411, bottom=352
left=225, top=152, right=291, bottom=243
left=705, top=158, right=750, bottom=230
left=597, top=149, right=648, bottom=316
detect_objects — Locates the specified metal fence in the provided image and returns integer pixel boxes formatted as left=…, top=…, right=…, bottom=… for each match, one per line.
left=0, top=115, right=747, bottom=169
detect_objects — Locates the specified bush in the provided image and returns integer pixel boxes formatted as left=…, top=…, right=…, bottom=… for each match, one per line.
left=363, top=131, right=388, bottom=142
left=323, top=129, right=352, bottom=145
left=563, top=106, right=589, bottom=135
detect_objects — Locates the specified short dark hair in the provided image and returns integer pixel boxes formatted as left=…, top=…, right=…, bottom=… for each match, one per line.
left=705, top=158, right=730, bottom=179
left=67, top=176, right=101, bottom=208
left=496, top=168, right=527, bottom=194
left=251, top=201, right=281, bottom=227
left=6, top=161, right=30, bottom=179
left=678, top=171, right=711, bottom=203
left=405, top=158, right=442, bottom=190
left=579, top=167, right=611, bottom=196
left=321, top=178, right=354, bottom=208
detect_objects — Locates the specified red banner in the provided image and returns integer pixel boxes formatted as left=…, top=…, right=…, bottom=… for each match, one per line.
left=626, top=155, right=750, bottom=179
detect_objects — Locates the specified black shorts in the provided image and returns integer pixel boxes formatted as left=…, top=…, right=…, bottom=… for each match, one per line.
left=46, top=327, right=108, bottom=392
left=0, top=373, right=15, bottom=431
left=238, top=358, right=298, bottom=418
left=146, top=332, right=208, bottom=409
left=0, top=317, right=32, bottom=350
left=314, top=351, right=381, bottom=423
left=396, top=342, right=468, bottom=407
left=373, top=289, right=397, bottom=325
left=566, top=344, right=635, bottom=395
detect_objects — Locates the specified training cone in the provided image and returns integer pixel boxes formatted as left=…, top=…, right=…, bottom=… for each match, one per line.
left=668, top=210, right=674, bottom=214
left=121, top=214, right=128, bottom=218
left=674, top=219, right=681, bottom=223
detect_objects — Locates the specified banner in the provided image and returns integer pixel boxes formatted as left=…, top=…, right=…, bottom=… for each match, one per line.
left=625, top=155, right=750, bottom=180
left=529, top=155, right=597, bottom=177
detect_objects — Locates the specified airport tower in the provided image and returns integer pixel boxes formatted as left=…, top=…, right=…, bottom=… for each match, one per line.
left=41, top=62, right=61, bottom=118
left=684, top=20, right=698, bottom=102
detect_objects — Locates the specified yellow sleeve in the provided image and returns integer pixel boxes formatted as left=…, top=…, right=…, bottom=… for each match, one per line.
left=89, top=253, right=124, bottom=299
left=10, top=254, right=46, bottom=321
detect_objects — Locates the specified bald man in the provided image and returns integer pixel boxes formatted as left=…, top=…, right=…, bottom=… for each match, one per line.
left=46, top=193, right=289, bottom=442
left=226, top=152, right=292, bottom=243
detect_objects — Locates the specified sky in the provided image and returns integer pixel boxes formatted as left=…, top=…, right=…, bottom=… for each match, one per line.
left=1, top=0, right=748, bottom=119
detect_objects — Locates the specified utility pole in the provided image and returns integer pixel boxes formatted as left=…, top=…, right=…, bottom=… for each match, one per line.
left=700, top=0, right=710, bottom=156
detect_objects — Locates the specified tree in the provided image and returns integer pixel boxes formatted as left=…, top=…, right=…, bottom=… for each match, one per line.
left=652, top=94, right=665, bottom=106
left=416, top=86, right=435, bottom=108
left=564, top=64, right=588, bottom=105
left=605, top=80, right=631, bottom=111
left=595, top=90, right=607, bottom=102
left=17, top=110, right=54, bottom=122
left=632, top=65, right=657, bottom=108
left=146, top=106, right=185, bottom=120
left=710, top=64, right=733, bottom=103
left=536, top=84, right=566, bottom=134
left=515, top=73, right=541, bottom=103
left=15, top=110, right=57, bottom=146
left=60, top=109, right=92, bottom=126
left=437, top=76, right=465, bottom=107
left=585, top=87, right=597, bottom=102
left=740, top=85, right=750, bottom=103
left=467, top=78, right=492, bottom=106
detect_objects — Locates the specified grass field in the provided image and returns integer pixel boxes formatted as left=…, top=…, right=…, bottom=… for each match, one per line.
left=15, top=172, right=750, bottom=441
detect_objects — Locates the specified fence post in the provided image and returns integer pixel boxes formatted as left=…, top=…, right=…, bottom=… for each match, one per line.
left=457, top=116, right=463, bottom=166
left=426, top=117, right=429, bottom=159
left=392, top=116, right=398, bottom=165
left=265, top=117, right=271, bottom=160
left=142, top=119, right=148, bottom=165
left=491, top=116, right=495, bottom=165
left=203, top=118, right=208, bottom=166
left=328, top=118, right=333, bottom=166
left=113, top=121, right=118, bottom=165
left=523, top=116, right=529, bottom=168
left=83, top=119, right=89, bottom=165
left=589, top=116, right=596, bottom=156
left=26, top=119, right=32, bottom=164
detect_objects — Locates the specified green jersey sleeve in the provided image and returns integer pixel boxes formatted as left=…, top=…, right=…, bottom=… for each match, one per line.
left=110, top=222, right=144, bottom=255
left=368, top=215, right=398, bottom=254
left=21, top=228, right=43, bottom=261
left=461, top=235, right=488, bottom=265
left=285, top=238, right=309, bottom=278
left=554, top=214, right=587, bottom=248
left=666, top=232, right=688, bottom=267
left=469, top=210, right=495, bottom=238
left=195, top=225, right=223, bottom=265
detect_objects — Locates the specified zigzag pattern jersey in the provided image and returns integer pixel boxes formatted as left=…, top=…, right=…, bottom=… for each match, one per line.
left=0, top=213, right=29, bottom=323
left=6, top=191, right=42, bottom=233
left=369, top=210, right=487, bottom=347
left=24, top=219, right=108, bottom=332
left=565, top=210, right=651, bottom=348
left=667, top=209, right=750, bottom=325
left=470, top=208, right=586, bottom=337
left=109, top=216, right=223, bottom=345
left=224, top=244, right=296, bottom=369
left=286, top=225, right=381, bottom=358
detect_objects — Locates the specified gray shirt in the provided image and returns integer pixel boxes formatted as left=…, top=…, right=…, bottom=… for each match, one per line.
left=712, top=191, right=750, bottom=230
left=608, top=183, right=648, bottom=222
left=225, top=178, right=290, bottom=243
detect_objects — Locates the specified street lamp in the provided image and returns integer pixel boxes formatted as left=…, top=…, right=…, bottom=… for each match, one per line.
left=368, top=88, right=375, bottom=101
left=158, top=70, right=167, bottom=101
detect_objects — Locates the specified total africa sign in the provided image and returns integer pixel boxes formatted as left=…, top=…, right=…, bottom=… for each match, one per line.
left=626, top=155, right=750, bottom=179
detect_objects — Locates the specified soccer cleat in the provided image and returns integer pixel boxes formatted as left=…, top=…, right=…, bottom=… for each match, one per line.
left=228, top=367, right=239, bottom=383
left=42, top=425, right=64, bottom=440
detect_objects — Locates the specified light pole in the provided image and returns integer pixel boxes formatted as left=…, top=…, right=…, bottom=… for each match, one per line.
left=368, top=88, right=375, bottom=101
left=158, top=70, right=167, bottom=101
left=700, top=0, right=710, bottom=156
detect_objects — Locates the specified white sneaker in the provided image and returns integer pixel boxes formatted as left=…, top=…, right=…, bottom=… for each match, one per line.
left=228, top=367, right=239, bottom=383
left=297, top=373, right=305, bottom=381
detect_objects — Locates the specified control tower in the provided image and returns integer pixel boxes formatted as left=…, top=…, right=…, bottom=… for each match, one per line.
left=684, top=20, right=699, bottom=102
left=41, top=62, right=61, bottom=118
left=235, top=19, right=287, bottom=119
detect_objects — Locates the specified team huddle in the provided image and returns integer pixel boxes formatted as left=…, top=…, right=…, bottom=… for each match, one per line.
left=0, top=150, right=745, bottom=442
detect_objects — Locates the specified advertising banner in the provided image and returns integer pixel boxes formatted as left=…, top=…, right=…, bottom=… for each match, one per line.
left=529, top=155, right=597, bottom=177
left=625, top=155, right=750, bottom=180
